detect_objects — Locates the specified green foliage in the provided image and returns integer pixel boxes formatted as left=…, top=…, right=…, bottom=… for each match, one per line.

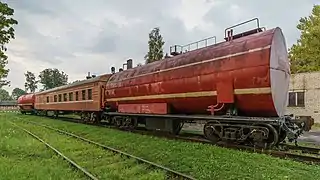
left=0, top=88, right=12, bottom=101
left=39, top=68, right=68, bottom=90
left=69, top=80, right=81, bottom=84
left=24, top=71, right=38, bottom=93
left=0, top=2, right=18, bottom=87
left=144, top=27, right=165, bottom=64
left=289, top=5, right=320, bottom=73
left=11, top=87, right=26, bottom=100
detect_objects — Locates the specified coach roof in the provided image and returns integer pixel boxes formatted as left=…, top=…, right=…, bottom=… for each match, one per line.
left=36, top=74, right=111, bottom=95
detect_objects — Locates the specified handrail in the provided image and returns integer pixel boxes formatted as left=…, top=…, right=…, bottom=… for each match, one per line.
left=182, top=36, right=216, bottom=52
left=224, top=18, right=260, bottom=39
left=169, top=36, right=216, bottom=55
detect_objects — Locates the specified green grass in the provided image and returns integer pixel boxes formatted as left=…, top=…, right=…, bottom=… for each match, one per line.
left=0, top=113, right=86, bottom=180
left=5, top=113, right=320, bottom=180
left=312, top=123, right=320, bottom=130
left=13, top=119, right=167, bottom=180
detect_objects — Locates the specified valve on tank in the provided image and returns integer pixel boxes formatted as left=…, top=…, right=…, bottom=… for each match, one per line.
left=111, top=67, right=115, bottom=74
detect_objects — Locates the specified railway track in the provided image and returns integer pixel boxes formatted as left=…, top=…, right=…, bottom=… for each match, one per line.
left=279, top=143, right=320, bottom=155
left=10, top=121, right=99, bottom=180
left=20, top=114, right=320, bottom=165
left=14, top=118, right=196, bottom=180
left=132, top=129, right=320, bottom=165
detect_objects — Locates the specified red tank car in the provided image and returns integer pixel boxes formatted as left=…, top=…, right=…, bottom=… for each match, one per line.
left=17, top=94, right=35, bottom=114
left=104, top=20, right=289, bottom=118
left=103, top=18, right=307, bottom=147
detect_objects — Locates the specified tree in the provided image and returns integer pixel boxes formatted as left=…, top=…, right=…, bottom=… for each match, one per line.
left=0, top=88, right=12, bottom=101
left=39, top=68, right=68, bottom=90
left=11, top=87, right=26, bottom=100
left=144, top=27, right=165, bottom=64
left=72, top=80, right=81, bottom=83
left=289, top=5, right=320, bottom=74
left=0, top=2, right=18, bottom=88
left=24, top=71, right=38, bottom=93
left=68, top=80, right=82, bottom=85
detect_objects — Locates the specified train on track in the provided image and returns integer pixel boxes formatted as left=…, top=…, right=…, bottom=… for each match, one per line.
left=17, top=18, right=314, bottom=148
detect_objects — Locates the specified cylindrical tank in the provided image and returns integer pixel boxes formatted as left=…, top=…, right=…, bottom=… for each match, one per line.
left=105, top=27, right=290, bottom=117
left=17, top=94, right=35, bottom=105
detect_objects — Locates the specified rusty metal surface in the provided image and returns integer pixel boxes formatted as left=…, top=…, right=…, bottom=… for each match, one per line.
left=105, top=28, right=280, bottom=116
left=17, top=94, right=35, bottom=105
left=118, top=103, right=168, bottom=114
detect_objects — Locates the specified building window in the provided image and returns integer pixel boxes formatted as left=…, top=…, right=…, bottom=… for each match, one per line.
left=63, top=93, right=67, bottom=101
left=46, top=96, right=49, bottom=103
left=82, top=90, right=86, bottom=100
left=75, top=91, right=79, bottom=101
left=288, top=91, right=305, bottom=107
left=54, top=95, right=57, bottom=102
left=58, top=94, right=62, bottom=102
left=69, top=92, right=73, bottom=101
left=88, top=89, right=92, bottom=100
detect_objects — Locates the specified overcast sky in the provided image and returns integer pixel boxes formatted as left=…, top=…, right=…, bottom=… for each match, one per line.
left=2, top=0, right=320, bottom=93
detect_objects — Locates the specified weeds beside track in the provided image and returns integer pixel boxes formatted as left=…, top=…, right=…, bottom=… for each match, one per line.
left=13, top=118, right=196, bottom=180
left=0, top=115, right=86, bottom=180
left=9, top=113, right=320, bottom=180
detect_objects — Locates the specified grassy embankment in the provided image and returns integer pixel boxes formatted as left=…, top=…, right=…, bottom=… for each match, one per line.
left=0, top=113, right=86, bottom=180
left=3, top=112, right=320, bottom=180
left=1, top=113, right=167, bottom=180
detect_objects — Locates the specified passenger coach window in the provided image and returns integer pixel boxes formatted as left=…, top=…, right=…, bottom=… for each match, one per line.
left=54, top=95, right=57, bottom=102
left=82, top=90, right=86, bottom=100
left=63, top=93, right=67, bottom=101
left=59, top=94, right=62, bottom=102
left=75, top=91, right=79, bottom=101
left=69, top=92, right=73, bottom=101
left=88, top=89, right=92, bottom=100
left=46, top=96, right=49, bottom=103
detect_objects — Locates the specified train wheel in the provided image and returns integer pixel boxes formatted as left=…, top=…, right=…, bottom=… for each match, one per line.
left=120, top=116, right=137, bottom=130
left=89, top=112, right=96, bottom=123
left=263, top=124, right=279, bottom=148
left=114, top=117, right=122, bottom=128
left=203, top=121, right=222, bottom=144
left=80, top=112, right=85, bottom=121
left=251, top=123, right=279, bottom=148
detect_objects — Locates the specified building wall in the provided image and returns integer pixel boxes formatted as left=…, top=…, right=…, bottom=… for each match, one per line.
left=286, top=71, right=320, bottom=123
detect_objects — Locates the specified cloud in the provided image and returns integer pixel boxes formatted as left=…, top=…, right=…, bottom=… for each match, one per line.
left=1, top=0, right=318, bottom=94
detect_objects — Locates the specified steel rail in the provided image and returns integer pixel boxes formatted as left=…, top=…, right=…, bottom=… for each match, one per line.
left=9, top=122, right=99, bottom=180
left=280, top=143, right=320, bottom=155
left=21, top=120, right=197, bottom=180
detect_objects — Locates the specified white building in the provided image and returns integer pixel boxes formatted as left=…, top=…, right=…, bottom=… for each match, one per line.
left=286, top=71, right=320, bottom=123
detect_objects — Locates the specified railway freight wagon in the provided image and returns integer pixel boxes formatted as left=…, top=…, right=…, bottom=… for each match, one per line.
left=17, top=94, right=36, bottom=114
left=102, top=18, right=310, bottom=147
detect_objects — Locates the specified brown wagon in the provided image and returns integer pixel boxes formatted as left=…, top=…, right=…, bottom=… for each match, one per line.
left=34, top=74, right=112, bottom=122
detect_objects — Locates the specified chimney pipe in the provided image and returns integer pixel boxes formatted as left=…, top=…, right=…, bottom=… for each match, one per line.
left=127, top=59, right=133, bottom=69
left=86, top=72, right=91, bottom=79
